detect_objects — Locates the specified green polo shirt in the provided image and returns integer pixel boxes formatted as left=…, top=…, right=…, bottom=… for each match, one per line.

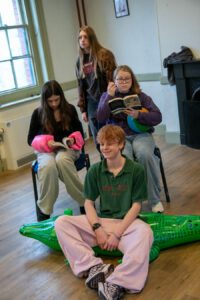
left=84, top=157, right=147, bottom=219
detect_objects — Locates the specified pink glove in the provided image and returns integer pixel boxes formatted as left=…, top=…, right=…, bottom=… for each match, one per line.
left=31, top=135, right=54, bottom=153
left=68, top=131, right=84, bottom=150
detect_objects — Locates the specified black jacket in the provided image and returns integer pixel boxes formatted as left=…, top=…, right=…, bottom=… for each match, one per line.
left=163, top=46, right=194, bottom=85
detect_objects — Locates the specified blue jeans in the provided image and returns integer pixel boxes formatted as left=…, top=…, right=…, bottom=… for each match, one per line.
left=87, top=98, right=105, bottom=144
left=123, top=133, right=161, bottom=206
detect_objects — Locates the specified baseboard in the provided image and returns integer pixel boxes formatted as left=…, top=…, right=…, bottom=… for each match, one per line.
left=0, top=153, right=36, bottom=173
left=165, top=131, right=180, bottom=144
left=154, top=124, right=166, bottom=135
left=0, top=158, right=7, bottom=173
left=154, top=125, right=181, bottom=145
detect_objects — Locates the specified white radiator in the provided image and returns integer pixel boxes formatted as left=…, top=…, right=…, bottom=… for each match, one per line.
left=0, top=116, right=35, bottom=170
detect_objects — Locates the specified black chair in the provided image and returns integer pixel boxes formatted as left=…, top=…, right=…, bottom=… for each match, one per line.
left=32, top=151, right=91, bottom=220
left=154, top=146, right=170, bottom=202
left=192, top=87, right=200, bottom=100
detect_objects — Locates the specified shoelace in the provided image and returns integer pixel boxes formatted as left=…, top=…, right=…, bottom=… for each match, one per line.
left=89, top=264, right=103, bottom=277
left=105, top=282, right=120, bottom=297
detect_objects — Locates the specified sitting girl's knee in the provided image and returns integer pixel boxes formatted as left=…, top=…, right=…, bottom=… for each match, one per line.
left=136, top=149, right=152, bottom=162
left=40, top=160, right=57, bottom=172
left=56, top=155, right=73, bottom=167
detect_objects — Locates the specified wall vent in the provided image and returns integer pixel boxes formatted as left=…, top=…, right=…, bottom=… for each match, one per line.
left=17, top=153, right=36, bottom=167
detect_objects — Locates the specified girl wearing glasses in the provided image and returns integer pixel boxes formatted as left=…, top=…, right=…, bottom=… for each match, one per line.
left=97, top=65, right=164, bottom=213
left=76, top=26, right=116, bottom=144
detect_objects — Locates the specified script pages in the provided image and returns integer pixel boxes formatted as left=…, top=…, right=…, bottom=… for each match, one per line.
left=108, top=94, right=141, bottom=115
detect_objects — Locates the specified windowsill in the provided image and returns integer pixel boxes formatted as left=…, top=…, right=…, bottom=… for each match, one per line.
left=0, top=80, right=78, bottom=111
left=0, top=95, right=40, bottom=110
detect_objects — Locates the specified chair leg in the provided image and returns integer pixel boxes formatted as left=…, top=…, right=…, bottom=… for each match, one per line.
left=154, top=147, right=170, bottom=203
left=85, top=153, right=91, bottom=170
left=31, top=166, right=40, bottom=220
left=32, top=167, right=50, bottom=221
left=32, top=166, right=38, bottom=203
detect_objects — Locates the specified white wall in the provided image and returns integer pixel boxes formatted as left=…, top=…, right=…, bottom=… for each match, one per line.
left=85, top=0, right=161, bottom=74
left=42, top=0, right=79, bottom=82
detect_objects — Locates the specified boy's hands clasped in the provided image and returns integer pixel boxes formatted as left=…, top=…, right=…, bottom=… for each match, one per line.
left=95, top=226, right=120, bottom=251
left=95, top=227, right=109, bottom=249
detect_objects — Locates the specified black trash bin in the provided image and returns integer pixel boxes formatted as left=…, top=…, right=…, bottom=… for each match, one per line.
left=168, top=60, right=200, bottom=149
left=182, top=99, right=200, bottom=149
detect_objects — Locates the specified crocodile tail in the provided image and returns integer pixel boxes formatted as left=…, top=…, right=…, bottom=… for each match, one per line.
left=149, top=244, right=160, bottom=262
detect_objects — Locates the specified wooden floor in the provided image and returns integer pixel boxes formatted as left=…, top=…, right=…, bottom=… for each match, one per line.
left=0, top=135, right=200, bottom=300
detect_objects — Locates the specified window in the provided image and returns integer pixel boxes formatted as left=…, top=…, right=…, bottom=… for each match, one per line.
left=0, top=0, right=43, bottom=105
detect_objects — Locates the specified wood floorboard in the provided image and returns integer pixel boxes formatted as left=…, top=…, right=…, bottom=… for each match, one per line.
left=0, top=135, right=200, bottom=300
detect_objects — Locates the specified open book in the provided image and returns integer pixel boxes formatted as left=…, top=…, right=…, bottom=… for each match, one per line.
left=108, top=94, right=141, bottom=115
left=51, top=137, right=71, bottom=149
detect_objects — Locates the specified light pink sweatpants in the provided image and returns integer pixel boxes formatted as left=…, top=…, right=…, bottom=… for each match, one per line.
left=55, top=215, right=153, bottom=293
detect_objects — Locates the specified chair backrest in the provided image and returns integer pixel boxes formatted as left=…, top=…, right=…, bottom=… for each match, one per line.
left=74, top=152, right=90, bottom=171
left=192, top=87, right=200, bottom=101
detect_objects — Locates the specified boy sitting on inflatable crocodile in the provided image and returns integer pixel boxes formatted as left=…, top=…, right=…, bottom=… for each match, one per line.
left=55, top=124, right=153, bottom=299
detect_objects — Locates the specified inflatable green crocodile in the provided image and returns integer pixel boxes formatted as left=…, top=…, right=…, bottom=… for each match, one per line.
left=19, top=210, right=200, bottom=262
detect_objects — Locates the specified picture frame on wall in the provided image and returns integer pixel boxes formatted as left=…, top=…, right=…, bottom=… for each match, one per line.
left=114, top=0, right=129, bottom=18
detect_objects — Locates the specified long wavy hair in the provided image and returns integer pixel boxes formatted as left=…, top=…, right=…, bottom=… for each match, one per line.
left=40, top=80, right=72, bottom=133
left=113, top=65, right=141, bottom=95
left=77, top=25, right=116, bottom=79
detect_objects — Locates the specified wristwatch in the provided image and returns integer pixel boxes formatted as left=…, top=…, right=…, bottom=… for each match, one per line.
left=92, top=223, right=101, bottom=231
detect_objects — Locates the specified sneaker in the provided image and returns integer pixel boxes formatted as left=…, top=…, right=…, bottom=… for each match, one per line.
left=85, top=263, right=114, bottom=290
left=152, top=201, right=164, bottom=213
left=98, top=282, right=125, bottom=300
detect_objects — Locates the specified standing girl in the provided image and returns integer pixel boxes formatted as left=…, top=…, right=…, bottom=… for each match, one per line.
left=76, top=25, right=117, bottom=144
left=28, top=80, right=85, bottom=221
left=97, top=65, right=164, bottom=213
